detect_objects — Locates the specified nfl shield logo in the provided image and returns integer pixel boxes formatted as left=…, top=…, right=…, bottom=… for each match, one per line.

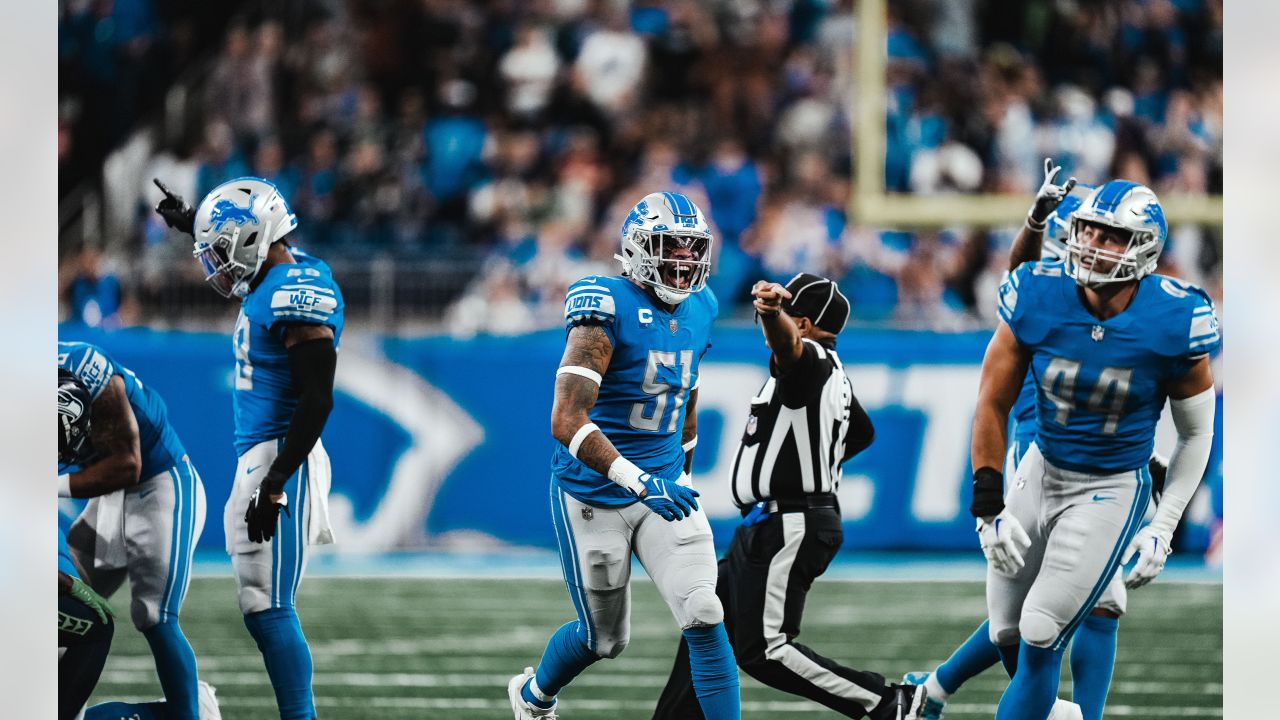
left=746, top=415, right=758, bottom=436
left=1091, top=325, right=1105, bottom=342
left=581, top=507, right=593, bottom=521
left=669, top=318, right=679, bottom=334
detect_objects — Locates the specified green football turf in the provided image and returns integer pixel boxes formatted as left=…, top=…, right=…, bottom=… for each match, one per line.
left=90, top=576, right=1221, bottom=718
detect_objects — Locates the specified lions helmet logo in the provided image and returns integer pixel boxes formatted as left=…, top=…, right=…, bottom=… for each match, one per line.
left=208, top=193, right=260, bottom=232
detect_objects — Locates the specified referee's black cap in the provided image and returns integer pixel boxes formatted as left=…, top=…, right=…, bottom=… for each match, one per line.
left=781, top=273, right=850, bottom=335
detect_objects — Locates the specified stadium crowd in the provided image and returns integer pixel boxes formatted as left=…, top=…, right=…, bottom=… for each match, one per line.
left=59, top=0, right=1223, bottom=333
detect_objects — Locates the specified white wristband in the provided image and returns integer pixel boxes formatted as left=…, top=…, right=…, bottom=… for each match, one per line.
left=568, top=423, right=600, bottom=459
left=58, top=474, right=72, bottom=498
left=682, top=436, right=698, bottom=453
left=607, top=456, right=647, bottom=496
left=557, top=366, right=602, bottom=386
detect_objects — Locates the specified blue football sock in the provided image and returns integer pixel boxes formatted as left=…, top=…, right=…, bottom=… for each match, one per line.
left=934, top=620, right=1002, bottom=696
left=685, top=624, right=740, bottom=720
left=533, top=621, right=600, bottom=698
left=244, top=607, right=315, bottom=720
left=143, top=621, right=200, bottom=719
left=995, top=641, right=1064, bottom=720
left=1069, top=615, right=1119, bottom=720
left=84, top=701, right=163, bottom=720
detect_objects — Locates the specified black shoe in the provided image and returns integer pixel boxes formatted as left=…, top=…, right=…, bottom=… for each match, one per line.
left=871, top=683, right=927, bottom=720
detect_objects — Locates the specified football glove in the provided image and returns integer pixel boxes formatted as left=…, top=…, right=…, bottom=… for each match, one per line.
left=69, top=577, right=115, bottom=624
left=636, top=473, right=700, bottom=522
left=153, top=178, right=196, bottom=235
left=245, top=475, right=290, bottom=543
left=1026, top=158, right=1078, bottom=229
left=741, top=501, right=771, bottom=527
left=976, top=509, right=1032, bottom=577
left=1122, top=525, right=1171, bottom=589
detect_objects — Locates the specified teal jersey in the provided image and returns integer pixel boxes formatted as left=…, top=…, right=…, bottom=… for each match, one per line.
left=58, top=340, right=186, bottom=479
left=551, top=276, right=717, bottom=506
left=997, top=259, right=1221, bottom=473
left=233, top=249, right=344, bottom=453
left=59, top=526, right=78, bottom=579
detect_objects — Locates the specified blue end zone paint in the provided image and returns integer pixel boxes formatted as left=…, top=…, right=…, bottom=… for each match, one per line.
left=191, top=550, right=1223, bottom=583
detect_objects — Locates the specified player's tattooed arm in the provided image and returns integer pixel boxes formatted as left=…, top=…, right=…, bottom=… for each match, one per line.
left=682, top=387, right=698, bottom=473
left=970, top=321, right=1031, bottom=473
left=551, top=324, right=623, bottom=477
left=70, top=376, right=142, bottom=497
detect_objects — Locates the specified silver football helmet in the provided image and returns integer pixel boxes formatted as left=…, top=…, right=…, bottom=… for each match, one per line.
left=1065, top=180, right=1167, bottom=287
left=616, top=192, right=713, bottom=305
left=1042, top=183, right=1092, bottom=261
left=192, top=177, right=298, bottom=298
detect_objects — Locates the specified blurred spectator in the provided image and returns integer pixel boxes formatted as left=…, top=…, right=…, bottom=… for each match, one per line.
left=499, top=24, right=561, bottom=120
left=67, top=0, right=1223, bottom=329
left=572, top=5, right=647, bottom=117
left=60, top=245, right=128, bottom=329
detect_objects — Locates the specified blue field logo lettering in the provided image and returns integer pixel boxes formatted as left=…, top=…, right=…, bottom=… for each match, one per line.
left=209, top=193, right=259, bottom=231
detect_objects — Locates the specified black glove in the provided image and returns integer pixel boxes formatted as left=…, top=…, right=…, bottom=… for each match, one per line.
left=153, top=178, right=196, bottom=235
left=245, top=472, right=290, bottom=543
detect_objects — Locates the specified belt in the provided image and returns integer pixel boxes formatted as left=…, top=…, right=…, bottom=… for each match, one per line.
left=749, top=494, right=838, bottom=514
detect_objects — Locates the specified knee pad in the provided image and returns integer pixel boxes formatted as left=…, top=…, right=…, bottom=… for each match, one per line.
left=990, top=624, right=1021, bottom=647
left=679, top=587, right=724, bottom=629
left=593, top=635, right=628, bottom=659
left=1020, top=611, right=1061, bottom=648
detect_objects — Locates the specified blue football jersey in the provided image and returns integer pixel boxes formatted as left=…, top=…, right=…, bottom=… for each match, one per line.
left=58, top=340, right=186, bottom=479
left=997, top=259, right=1221, bottom=473
left=59, top=525, right=78, bottom=579
left=551, top=276, right=717, bottom=506
left=233, top=249, right=344, bottom=453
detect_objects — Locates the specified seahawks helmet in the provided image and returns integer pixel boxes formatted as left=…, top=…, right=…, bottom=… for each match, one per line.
left=58, top=368, right=93, bottom=467
left=1066, top=180, right=1167, bottom=287
left=1042, top=183, right=1093, bottom=261
left=192, top=177, right=298, bottom=298
left=617, top=192, right=713, bottom=305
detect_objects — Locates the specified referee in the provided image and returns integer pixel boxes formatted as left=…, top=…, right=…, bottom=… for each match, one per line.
left=653, top=274, right=926, bottom=720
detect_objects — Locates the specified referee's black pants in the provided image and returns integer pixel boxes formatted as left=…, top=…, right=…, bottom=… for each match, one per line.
left=654, top=507, right=894, bottom=719
left=59, top=593, right=114, bottom=720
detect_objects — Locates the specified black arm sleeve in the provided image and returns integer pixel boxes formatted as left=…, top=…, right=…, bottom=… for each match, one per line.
left=263, top=338, right=337, bottom=493
left=775, top=342, right=827, bottom=409
left=842, top=391, right=875, bottom=462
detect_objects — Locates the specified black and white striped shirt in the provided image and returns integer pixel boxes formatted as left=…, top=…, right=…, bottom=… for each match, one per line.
left=730, top=338, right=874, bottom=508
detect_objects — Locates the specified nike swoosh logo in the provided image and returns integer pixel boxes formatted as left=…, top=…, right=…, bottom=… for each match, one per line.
left=247, top=464, right=262, bottom=475
left=137, top=487, right=155, bottom=499
left=1092, top=494, right=1113, bottom=502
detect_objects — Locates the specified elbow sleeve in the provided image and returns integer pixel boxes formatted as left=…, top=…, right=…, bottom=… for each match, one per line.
left=1152, top=386, right=1216, bottom=536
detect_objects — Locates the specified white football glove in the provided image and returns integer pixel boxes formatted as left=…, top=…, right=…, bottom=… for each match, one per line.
left=976, top=510, right=1032, bottom=577
left=1027, top=157, right=1077, bottom=229
left=1122, top=526, right=1171, bottom=589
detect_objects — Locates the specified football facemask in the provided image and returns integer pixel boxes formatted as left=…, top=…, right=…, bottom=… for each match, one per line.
left=1065, top=180, right=1166, bottom=287
left=617, top=192, right=715, bottom=305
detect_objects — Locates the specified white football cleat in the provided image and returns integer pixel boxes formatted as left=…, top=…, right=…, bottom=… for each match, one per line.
left=1046, top=698, right=1084, bottom=720
left=508, top=667, right=558, bottom=719
left=198, top=681, right=223, bottom=720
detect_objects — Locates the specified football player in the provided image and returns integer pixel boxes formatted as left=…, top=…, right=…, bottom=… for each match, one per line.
left=59, top=369, right=116, bottom=720
left=966, top=179, right=1218, bottom=719
left=905, top=166, right=1173, bottom=720
left=58, top=341, right=219, bottom=720
left=507, top=192, right=739, bottom=719
left=155, top=177, right=343, bottom=720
